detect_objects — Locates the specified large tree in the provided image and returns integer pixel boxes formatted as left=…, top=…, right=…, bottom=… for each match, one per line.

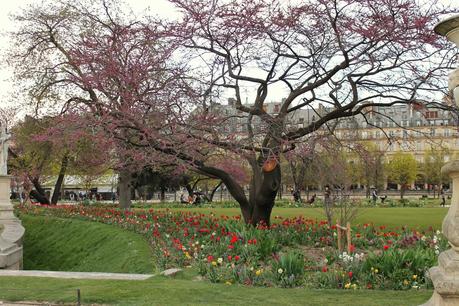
left=387, top=152, right=417, bottom=199
left=165, top=0, right=454, bottom=224
left=8, top=0, right=187, bottom=208
left=8, top=0, right=455, bottom=224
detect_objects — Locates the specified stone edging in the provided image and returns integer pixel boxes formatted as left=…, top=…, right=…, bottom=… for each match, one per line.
left=0, top=269, right=154, bottom=280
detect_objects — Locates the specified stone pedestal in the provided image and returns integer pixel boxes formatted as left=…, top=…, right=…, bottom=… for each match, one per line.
left=423, top=161, right=459, bottom=305
left=0, top=175, right=16, bottom=220
left=0, top=175, right=24, bottom=270
left=424, top=14, right=459, bottom=306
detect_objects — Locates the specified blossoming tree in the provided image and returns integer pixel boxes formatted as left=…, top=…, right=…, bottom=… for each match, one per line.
left=9, top=0, right=455, bottom=224
left=164, top=0, right=454, bottom=224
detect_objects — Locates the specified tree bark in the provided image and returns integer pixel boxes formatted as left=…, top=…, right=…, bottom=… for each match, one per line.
left=51, top=154, right=69, bottom=205
left=249, top=165, right=281, bottom=226
left=160, top=186, right=166, bottom=202
left=118, top=169, right=133, bottom=209
left=208, top=181, right=222, bottom=202
left=29, top=176, right=50, bottom=204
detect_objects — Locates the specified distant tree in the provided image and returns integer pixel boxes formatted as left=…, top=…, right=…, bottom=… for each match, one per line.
left=10, top=114, right=112, bottom=205
left=354, top=143, right=386, bottom=196
left=9, top=116, right=57, bottom=204
left=284, top=138, right=318, bottom=201
left=423, top=146, right=449, bottom=197
left=387, top=152, right=417, bottom=199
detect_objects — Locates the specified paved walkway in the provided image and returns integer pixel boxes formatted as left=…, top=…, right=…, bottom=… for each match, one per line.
left=0, top=270, right=153, bottom=280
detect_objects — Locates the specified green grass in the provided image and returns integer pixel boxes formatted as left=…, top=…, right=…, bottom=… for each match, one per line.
left=0, top=275, right=432, bottom=306
left=21, top=215, right=154, bottom=273
left=150, top=207, right=447, bottom=229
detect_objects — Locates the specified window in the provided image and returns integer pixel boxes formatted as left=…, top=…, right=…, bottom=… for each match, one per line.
left=444, top=129, right=450, bottom=137
left=430, top=128, right=436, bottom=137
left=425, top=111, right=438, bottom=119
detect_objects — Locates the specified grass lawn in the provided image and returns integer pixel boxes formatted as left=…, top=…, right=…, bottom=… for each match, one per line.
left=0, top=274, right=432, bottom=306
left=21, top=215, right=154, bottom=273
left=151, top=207, right=448, bottom=229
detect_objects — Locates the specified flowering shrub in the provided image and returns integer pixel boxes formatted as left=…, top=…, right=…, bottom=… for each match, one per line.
left=16, top=204, right=448, bottom=290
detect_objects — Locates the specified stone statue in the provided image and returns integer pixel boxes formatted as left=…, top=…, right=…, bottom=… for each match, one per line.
left=0, top=124, right=10, bottom=176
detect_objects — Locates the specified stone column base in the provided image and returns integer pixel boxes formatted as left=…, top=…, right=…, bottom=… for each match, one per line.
left=0, top=239, right=23, bottom=269
left=0, top=175, right=25, bottom=270
left=422, top=249, right=459, bottom=306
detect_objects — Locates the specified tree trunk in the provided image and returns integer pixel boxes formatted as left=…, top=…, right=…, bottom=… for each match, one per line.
left=29, top=176, right=50, bottom=204
left=208, top=181, right=222, bottom=202
left=400, top=185, right=405, bottom=199
left=294, top=162, right=308, bottom=203
left=118, top=169, right=133, bottom=209
left=197, top=161, right=281, bottom=226
left=51, top=154, right=69, bottom=205
left=248, top=165, right=281, bottom=226
left=29, top=190, right=49, bottom=204
left=160, top=186, right=166, bottom=202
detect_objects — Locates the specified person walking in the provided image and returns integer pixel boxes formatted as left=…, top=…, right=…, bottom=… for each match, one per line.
left=371, top=188, right=378, bottom=204
left=441, top=188, right=446, bottom=207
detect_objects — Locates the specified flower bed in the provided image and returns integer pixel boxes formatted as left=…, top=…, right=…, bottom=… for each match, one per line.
left=16, top=204, right=448, bottom=290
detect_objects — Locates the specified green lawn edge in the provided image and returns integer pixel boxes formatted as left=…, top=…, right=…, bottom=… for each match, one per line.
left=0, top=276, right=432, bottom=306
left=20, top=214, right=154, bottom=273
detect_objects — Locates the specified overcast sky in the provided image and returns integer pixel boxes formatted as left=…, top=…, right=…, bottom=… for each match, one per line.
left=0, top=0, right=457, bottom=110
left=0, top=0, right=177, bottom=108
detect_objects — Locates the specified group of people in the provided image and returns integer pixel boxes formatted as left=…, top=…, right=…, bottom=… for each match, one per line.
left=291, top=188, right=316, bottom=204
left=67, top=191, right=104, bottom=202
left=371, top=189, right=387, bottom=204
left=180, top=192, right=205, bottom=205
